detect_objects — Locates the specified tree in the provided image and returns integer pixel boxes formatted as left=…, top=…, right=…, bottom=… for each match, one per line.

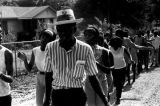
left=74, top=0, right=148, bottom=29
left=44, top=0, right=74, bottom=10
left=16, top=0, right=35, bottom=6
left=150, top=0, right=160, bottom=20
left=0, top=0, right=18, bottom=6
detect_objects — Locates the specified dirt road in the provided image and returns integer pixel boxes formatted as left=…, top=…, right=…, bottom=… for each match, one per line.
left=12, top=67, right=160, bottom=106
left=118, top=67, right=160, bottom=106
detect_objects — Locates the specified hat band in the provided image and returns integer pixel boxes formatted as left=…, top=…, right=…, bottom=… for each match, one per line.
left=57, top=14, right=75, bottom=22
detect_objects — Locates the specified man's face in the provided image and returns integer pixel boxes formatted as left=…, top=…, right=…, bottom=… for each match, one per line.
left=56, top=23, right=76, bottom=41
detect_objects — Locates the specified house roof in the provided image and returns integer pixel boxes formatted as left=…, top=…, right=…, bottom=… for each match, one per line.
left=0, top=6, right=56, bottom=19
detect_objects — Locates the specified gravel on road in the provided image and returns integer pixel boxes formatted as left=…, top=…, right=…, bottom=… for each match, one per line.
left=12, top=67, right=160, bottom=106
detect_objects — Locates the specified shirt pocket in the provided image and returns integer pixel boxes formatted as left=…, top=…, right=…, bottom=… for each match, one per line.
left=72, top=60, right=86, bottom=79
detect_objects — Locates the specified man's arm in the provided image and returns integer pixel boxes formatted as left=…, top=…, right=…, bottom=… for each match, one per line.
left=44, top=72, right=53, bottom=106
left=0, top=50, right=14, bottom=83
left=43, top=44, right=53, bottom=106
left=86, top=47, right=110, bottom=106
left=127, top=38, right=152, bottom=50
left=89, top=75, right=110, bottom=106
left=96, top=62, right=114, bottom=74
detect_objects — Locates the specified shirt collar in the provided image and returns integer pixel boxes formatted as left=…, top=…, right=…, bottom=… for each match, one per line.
left=58, top=37, right=77, bottom=53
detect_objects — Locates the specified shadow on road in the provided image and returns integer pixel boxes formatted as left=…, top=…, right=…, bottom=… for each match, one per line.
left=121, top=98, right=141, bottom=101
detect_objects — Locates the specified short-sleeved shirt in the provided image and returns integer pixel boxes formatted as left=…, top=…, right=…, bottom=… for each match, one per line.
left=44, top=39, right=98, bottom=88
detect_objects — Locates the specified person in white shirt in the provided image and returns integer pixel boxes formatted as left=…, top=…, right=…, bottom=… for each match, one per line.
left=18, top=29, right=56, bottom=106
left=109, top=36, right=133, bottom=105
left=150, top=31, right=160, bottom=67
left=0, top=30, right=14, bottom=106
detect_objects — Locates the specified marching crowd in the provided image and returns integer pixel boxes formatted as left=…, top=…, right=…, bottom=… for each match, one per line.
left=0, top=7, right=160, bottom=106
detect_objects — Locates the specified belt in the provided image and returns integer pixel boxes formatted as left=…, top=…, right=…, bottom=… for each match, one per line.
left=52, top=85, right=71, bottom=90
left=39, top=71, right=45, bottom=75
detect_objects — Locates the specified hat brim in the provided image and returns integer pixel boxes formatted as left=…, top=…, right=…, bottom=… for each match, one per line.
left=54, top=18, right=83, bottom=25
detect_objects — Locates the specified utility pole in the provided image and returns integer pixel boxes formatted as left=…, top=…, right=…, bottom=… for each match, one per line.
left=0, top=4, right=3, bottom=32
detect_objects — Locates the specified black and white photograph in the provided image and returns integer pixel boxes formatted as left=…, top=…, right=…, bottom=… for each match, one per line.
left=0, top=0, right=160, bottom=106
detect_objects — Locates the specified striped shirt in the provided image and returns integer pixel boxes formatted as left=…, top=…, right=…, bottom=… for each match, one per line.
left=44, top=39, right=98, bottom=89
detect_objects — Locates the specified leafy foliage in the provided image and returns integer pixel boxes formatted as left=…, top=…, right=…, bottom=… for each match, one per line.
left=14, top=0, right=73, bottom=10
left=151, top=0, right=160, bottom=20
left=74, top=0, right=150, bottom=29
left=15, top=0, right=36, bottom=7
left=3, top=0, right=160, bottom=30
left=0, top=0, right=18, bottom=6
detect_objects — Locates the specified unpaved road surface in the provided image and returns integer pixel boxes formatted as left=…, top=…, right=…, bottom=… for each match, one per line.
left=118, top=67, right=160, bottom=106
left=11, top=73, right=36, bottom=106
left=12, top=67, right=160, bottom=106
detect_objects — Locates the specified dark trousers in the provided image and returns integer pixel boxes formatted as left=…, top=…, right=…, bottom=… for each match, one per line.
left=142, top=50, right=149, bottom=69
left=126, top=64, right=131, bottom=84
left=51, top=88, right=87, bottom=106
left=112, top=67, right=126, bottom=100
left=132, top=63, right=137, bottom=82
left=0, top=95, right=12, bottom=106
left=137, top=51, right=143, bottom=74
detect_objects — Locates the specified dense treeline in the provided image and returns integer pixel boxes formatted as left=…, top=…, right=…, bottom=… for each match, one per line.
left=1, top=0, right=160, bottom=29
left=74, top=0, right=150, bottom=29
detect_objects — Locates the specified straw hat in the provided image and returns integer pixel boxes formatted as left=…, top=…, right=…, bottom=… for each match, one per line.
left=54, top=8, right=83, bottom=25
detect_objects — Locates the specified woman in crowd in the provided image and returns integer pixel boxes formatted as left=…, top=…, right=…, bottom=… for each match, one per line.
left=150, top=31, right=160, bottom=67
left=97, top=32, right=114, bottom=100
left=0, top=30, right=14, bottom=106
left=18, top=29, right=56, bottom=106
left=84, top=25, right=114, bottom=106
left=109, top=36, right=133, bottom=105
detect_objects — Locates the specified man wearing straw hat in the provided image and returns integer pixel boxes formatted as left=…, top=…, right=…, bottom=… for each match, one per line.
left=0, top=29, right=14, bottom=106
left=43, top=7, right=110, bottom=106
